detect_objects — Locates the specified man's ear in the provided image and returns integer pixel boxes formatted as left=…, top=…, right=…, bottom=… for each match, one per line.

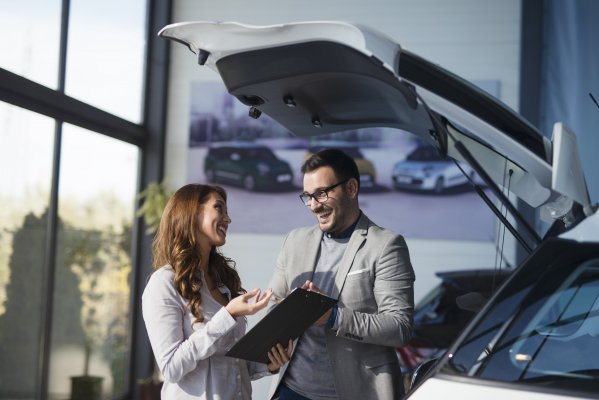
left=347, top=178, right=359, bottom=198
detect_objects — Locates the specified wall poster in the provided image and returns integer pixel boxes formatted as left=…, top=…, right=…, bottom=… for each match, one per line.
left=187, top=81, right=497, bottom=241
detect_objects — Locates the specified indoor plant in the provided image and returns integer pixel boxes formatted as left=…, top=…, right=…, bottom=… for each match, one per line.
left=67, top=230, right=106, bottom=400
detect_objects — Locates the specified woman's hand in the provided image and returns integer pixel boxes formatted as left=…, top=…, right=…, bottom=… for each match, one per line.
left=267, top=339, right=294, bottom=373
left=225, top=288, right=272, bottom=317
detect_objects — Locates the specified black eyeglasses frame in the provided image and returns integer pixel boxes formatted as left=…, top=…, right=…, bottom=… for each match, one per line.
left=299, top=178, right=350, bottom=206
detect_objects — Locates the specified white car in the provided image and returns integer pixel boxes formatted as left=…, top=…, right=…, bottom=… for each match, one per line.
left=159, top=20, right=599, bottom=399
left=392, top=144, right=475, bottom=193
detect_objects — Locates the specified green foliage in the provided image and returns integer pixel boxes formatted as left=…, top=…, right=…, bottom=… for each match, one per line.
left=136, top=179, right=173, bottom=235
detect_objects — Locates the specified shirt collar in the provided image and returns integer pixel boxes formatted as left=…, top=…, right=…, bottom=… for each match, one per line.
left=325, top=211, right=362, bottom=239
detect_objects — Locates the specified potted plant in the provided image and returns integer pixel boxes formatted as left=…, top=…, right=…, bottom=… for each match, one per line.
left=137, top=360, right=164, bottom=400
left=137, top=178, right=173, bottom=235
left=67, top=230, right=106, bottom=400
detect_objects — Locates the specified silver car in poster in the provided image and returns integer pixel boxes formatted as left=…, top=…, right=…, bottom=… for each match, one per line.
left=392, top=144, right=475, bottom=193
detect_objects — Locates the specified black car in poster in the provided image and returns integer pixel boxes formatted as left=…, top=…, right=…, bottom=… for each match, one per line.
left=204, top=142, right=293, bottom=191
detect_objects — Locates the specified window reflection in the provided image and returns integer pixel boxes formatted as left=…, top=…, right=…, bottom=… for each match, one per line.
left=0, top=102, right=55, bottom=398
left=48, top=124, right=139, bottom=400
left=65, top=0, right=147, bottom=122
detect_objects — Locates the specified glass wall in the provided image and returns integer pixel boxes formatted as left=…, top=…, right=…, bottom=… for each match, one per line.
left=48, top=125, right=139, bottom=399
left=0, top=102, right=55, bottom=398
left=0, top=0, right=153, bottom=398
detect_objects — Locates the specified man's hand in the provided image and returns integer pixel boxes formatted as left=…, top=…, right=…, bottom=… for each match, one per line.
left=301, top=280, right=332, bottom=326
left=266, top=339, right=294, bottom=372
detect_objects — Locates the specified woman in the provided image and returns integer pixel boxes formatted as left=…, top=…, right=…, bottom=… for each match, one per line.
left=142, top=184, right=291, bottom=399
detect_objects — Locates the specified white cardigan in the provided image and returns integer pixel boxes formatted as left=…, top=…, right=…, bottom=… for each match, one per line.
left=142, top=266, right=270, bottom=399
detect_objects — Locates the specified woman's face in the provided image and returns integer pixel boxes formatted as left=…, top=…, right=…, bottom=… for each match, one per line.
left=197, top=191, right=231, bottom=252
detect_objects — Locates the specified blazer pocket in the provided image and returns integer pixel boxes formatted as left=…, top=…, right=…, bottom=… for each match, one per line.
left=347, top=268, right=368, bottom=277
left=343, top=269, right=374, bottom=307
left=362, top=351, right=398, bottom=369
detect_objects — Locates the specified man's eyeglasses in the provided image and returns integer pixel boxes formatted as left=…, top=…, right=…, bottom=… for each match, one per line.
left=299, top=179, right=349, bottom=206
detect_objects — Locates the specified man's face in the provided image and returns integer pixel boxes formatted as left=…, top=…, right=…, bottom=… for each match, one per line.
left=302, top=166, right=357, bottom=234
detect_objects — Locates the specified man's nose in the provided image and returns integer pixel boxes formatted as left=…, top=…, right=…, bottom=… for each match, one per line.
left=309, top=198, right=321, bottom=211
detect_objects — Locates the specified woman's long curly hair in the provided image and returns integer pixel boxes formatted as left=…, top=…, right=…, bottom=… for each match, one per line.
left=151, top=184, right=244, bottom=324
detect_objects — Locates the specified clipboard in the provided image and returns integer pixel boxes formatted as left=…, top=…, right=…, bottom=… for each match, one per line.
left=226, top=288, right=337, bottom=364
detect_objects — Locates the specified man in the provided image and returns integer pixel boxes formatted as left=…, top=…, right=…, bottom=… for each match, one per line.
left=267, top=149, right=415, bottom=400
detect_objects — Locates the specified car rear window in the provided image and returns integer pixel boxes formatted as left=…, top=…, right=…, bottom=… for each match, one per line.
left=442, top=239, right=599, bottom=396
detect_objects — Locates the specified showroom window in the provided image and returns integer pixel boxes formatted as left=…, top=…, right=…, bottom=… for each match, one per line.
left=48, top=125, right=139, bottom=399
left=0, top=0, right=167, bottom=399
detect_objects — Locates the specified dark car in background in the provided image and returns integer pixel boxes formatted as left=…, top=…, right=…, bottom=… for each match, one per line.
left=398, top=268, right=512, bottom=371
left=204, top=143, right=293, bottom=191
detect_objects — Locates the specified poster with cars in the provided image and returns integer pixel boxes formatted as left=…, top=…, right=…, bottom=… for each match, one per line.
left=187, top=81, right=497, bottom=240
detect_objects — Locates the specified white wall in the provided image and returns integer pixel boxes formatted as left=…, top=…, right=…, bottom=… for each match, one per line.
left=163, top=1, right=521, bottom=397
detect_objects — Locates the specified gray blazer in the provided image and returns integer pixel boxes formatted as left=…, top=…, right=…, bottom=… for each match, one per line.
left=267, top=213, right=415, bottom=400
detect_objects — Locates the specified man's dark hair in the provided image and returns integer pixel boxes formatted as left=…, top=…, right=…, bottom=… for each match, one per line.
left=302, top=148, right=360, bottom=190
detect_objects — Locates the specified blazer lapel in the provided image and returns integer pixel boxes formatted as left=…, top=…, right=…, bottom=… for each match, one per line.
left=301, top=225, right=324, bottom=284
left=332, top=213, right=369, bottom=298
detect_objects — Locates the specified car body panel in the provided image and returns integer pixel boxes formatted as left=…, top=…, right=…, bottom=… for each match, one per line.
left=551, top=122, right=591, bottom=208
left=408, top=377, right=576, bottom=400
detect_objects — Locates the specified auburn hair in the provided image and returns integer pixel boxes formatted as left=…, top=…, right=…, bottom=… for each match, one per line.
left=151, top=184, right=244, bottom=324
